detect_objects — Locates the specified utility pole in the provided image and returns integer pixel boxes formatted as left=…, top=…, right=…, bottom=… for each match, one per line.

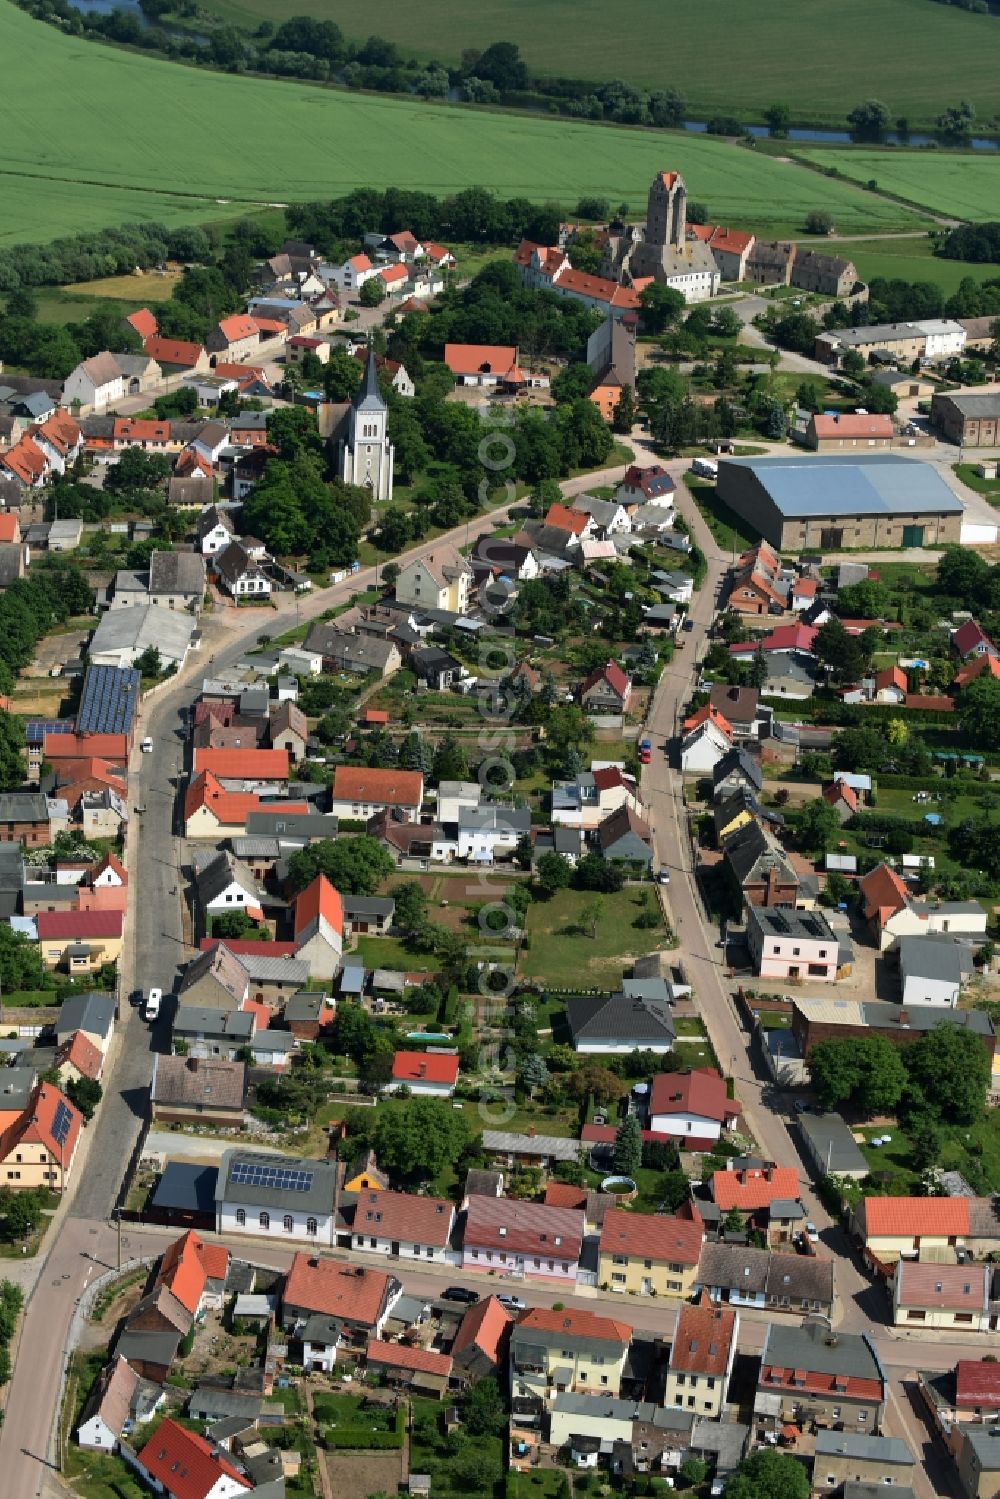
left=116, top=1206, right=122, bottom=1271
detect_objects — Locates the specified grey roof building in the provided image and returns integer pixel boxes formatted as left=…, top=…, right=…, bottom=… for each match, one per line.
left=149, top=1161, right=219, bottom=1221
left=0, top=791, right=50, bottom=824
left=245, top=809, right=340, bottom=841
left=815, top=1431, right=913, bottom=1467
left=148, top=549, right=207, bottom=602
left=215, top=1148, right=338, bottom=1219
left=717, top=454, right=964, bottom=552
left=696, top=1241, right=834, bottom=1312
left=195, top=850, right=262, bottom=909
left=480, top=1130, right=582, bottom=1164
left=55, top=990, right=115, bottom=1044
left=172, top=1007, right=255, bottom=1045
left=567, top=992, right=676, bottom=1053
left=798, top=1111, right=870, bottom=1180
left=712, top=747, right=763, bottom=797
left=188, top=1385, right=263, bottom=1423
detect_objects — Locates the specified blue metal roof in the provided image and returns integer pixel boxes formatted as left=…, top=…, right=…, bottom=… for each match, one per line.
left=723, top=454, right=963, bottom=519
left=76, top=664, right=140, bottom=734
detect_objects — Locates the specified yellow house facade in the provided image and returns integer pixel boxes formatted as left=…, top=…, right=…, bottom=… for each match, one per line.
left=598, top=1210, right=702, bottom=1299
left=37, top=912, right=124, bottom=973
left=509, top=1308, right=630, bottom=1403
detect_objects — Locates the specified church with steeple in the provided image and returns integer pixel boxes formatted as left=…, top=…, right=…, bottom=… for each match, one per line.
left=337, top=345, right=394, bottom=502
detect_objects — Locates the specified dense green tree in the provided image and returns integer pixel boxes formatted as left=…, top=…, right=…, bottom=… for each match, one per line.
left=726, top=1449, right=810, bottom=1499
left=905, top=1022, right=991, bottom=1126
left=639, top=282, right=686, bottom=334
left=795, top=797, right=843, bottom=857
left=462, top=1376, right=507, bottom=1436
left=287, top=835, right=395, bottom=896
left=0, top=713, right=26, bottom=791
left=613, top=1114, right=642, bottom=1176
left=65, top=1076, right=102, bottom=1121
left=809, top=1035, right=907, bottom=1114
left=373, top=1097, right=472, bottom=1181
left=536, top=851, right=572, bottom=898
left=958, top=676, right=1000, bottom=749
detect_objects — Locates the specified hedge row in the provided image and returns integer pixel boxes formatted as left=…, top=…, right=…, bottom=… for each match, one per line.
left=325, top=1427, right=403, bottom=1450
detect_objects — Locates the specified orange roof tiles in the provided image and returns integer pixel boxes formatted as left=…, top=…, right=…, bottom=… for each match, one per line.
left=184, top=769, right=308, bottom=827
left=682, top=703, right=733, bottom=738
left=812, top=413, right=894, bottom=439
left=444, top=343, right=519, bottom=378
left=451, top=1295, right=513, bottom=1364
left=712, top=1165, right=800, bottom=1211
left=2, top=435, right=47, bottom=485
left=858, top=861, right=910, bottom=924
left=391, top=1050, right=459, bottom=1086
left=44, top=732, right=127, bottom=761
left=55, top=1030, right=104, bottom=1081
left=143, top=336, right=205, bottom=367
left=0, top=516, right=18, bottom=543
left=156, top=1230, right=228, bottom=1315
left=293, top=874, right=344, bottom=940
left=0, top=1082, right=81, bottom=1168
left=861, top=1196, right=970, bottom=1239
left=193, top=747, right=290, bottom=781
left=544, top=502, right=589, bottom=536
left=366, top=1338, right=453, bottom=1377
left=114, top=417, right=170, bottom=445
left=284, top=1253, right=393, bottom=1326
left=217, top=314, right=259, bottom=343
left=515, top=1305, right=630, bottom=1343
left=126, top=308, right=158, bottom=340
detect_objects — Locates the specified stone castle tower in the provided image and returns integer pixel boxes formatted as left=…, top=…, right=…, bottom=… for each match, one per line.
left=645, top=169, right=687, bottom=250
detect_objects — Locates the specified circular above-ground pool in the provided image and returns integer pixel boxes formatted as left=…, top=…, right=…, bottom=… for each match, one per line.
left=600, top=1176, right=638, bottom=1202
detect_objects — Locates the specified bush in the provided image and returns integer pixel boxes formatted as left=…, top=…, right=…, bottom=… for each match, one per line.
left=324, top=1425, right=403, bottom=1450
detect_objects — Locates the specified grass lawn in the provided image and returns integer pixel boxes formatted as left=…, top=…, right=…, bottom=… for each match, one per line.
left=857, top=1110, right=1000, bottom=1193
left=509, top=1472, right=574, bottom=1497
left=63, top=269, right=182, bottom=301
left=795, top=147, right=1000, bottom=222
left=686, top=476, right=759, bottom=556
left=352, top=936, right=440, bottom=973
left=955, top=463, right=1000, bottom=501
left=800, top=233, right=1000, bottom=298
left=0, top=2, right=926, bottom=247
left=673, top=1016, right=707, bottom=1037
left=312, top=1392, right=393, bottom=1426
left=193, top=0, right=1000, bottom=129
left=519, top=886, right=667, bottom=986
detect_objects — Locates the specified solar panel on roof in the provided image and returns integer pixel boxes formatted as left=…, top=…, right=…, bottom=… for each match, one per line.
left=26, top=720, right=72, bottom=746
left=51, top=1099, right=73, bottom=1147
left=76, top=665, right=140, bottom=735
left=230, top=1160, right=314, bottom=1192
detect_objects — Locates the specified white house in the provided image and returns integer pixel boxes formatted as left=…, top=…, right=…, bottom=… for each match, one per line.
left=196, top=851, right=263, bottom=923
left=898, top=934, right=974, bottom=1008
left=215, top=540, right=272, bottom=599
left=386, top=1050, right=459, bottom=1097
left=456, top=805, right=532, bottom=863
left=647, top=1067, right=742, bottom=1148
left=62, top=352, right=124, bottom=414
left=551, top=765, right=643, bottom=831
left=679, top=707, right=734, bottom=775
left=330, top=253, right=381, bottom=293
left=292, top=874, right=344, bottom=981
left=395, top=543, right=473, bottom=614
left=913, top=319, right=967, bottom=361
left=351, top=1188, right=455, bottom=1262
left=215, top=1149, right=337, bottom=1245
left=198, top=506, right=236, bottom=557
left=435, top=779, right=481, bottom=824
left=77, top=1356, right=156, bottom=1451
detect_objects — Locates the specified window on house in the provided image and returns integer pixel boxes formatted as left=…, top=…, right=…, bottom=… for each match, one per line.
left=236, top=1209, right=246, bottom=1226
left=259, top=1212, right=269, bottom=1229
left=307, top=1218, right=317, bottom=1236
left=283, top=1215, right=293, bottom=1233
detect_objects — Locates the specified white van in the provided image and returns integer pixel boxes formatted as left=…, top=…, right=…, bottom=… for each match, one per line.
left=141, top=737, right=154, bottom=754
left=691, top=457, right=718, bottom=480
left=144, top=988, right=162, bottom=1022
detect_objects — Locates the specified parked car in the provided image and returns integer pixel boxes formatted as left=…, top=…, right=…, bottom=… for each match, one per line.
left=141, top=737, right=153, bottom=753
left=497, top=1294, right=526, bottom=1311
left=657, top=868, right=670, bottom=885
left=144, top=987, right=162, bottom=1022
left=440, top=1287, right=479, bottom=1304
left=682, top=617, right=695, bottom=633
left=805, top=1222, right=819, bottom=1243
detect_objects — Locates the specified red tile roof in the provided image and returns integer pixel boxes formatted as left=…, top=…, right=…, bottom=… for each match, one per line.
left=143, top=335, right=206, bottom=368
left=451, top=1295, right=513, bottom=1364
left=348, top=253, right=373, bottom=272
left=514, top=1305, right=630, bottom=1343
left=199, top=938, right=298, bottom=958
left=366, top=1338, right=452, bottom=1377
left=582, top=660, right=631, bottom=699
left=0, top=1083, right=81, bottom=1168
left=55, top=1030, right=104, bottom=1081
left=953, top=653, right=1000, bottom=690
left=952, top=619, right=994, bottom=658
left=332, top=766, right=423, bottom=807
left=379, top=263, right=409, bottom=285
left=283, top=1253, right=393, bottom=1326
left=2, top=435, right=47, bottom=485
left=353, top=1188, right=454, bottom=1247
left=793, top=578, right=817, bottom=599
left=669, top=1293, right=737, bottom=1375
left=599, top=1209, right=703, bottom=1265
left=34, top=410, right=81, bottom=456
left=712, top=1166, right=800, bottom=1211
left=36, top=910, right=123, bottom=941
left=544, top=502, right=589, bottom=536
left=217, top=314, right=259, bottom=343
left=0, top=516, right=18, bottom=544
left=709, top=226, right=755, bottom=255
left=823, top=780, right=858, bottom=813
left=137, top=1419, right=249, bottom=1499
left=543, top=1182, right=588, bottom=1210
left=155, top=1230, right=229, bottom=1316
left=682, top=703, right=733, bottom=738
left=649, top=1067, right=740, bottom=1125
left=444, top=343, right=520, bottom=379
left=391, top=1051, right=459, bottom=1086
left=861, top=1196, right=970, bottom=1239
left=465, top=1196, right=584, bottom=1259
left=126, top=308, right=158, bottom=340
left=43, top=732, right=128, bottom=761
left=592, top=766, right=635, bottom=794
left=184, top=769, right=308, bottom=828
left=812, top=413, right=894, bottom=439
left=730, top=624, right=818, bottom=656
left=956, top=1360, right=1000, bottom=1409
left=858, top=862, right=910, bottom=925
left=114, top=417, right=170, bottom=445
left=293, top=874, right=344, bottom=940
left=554, top=265, right=641, bottom=308
left=193, top=748, right=290, bottom=781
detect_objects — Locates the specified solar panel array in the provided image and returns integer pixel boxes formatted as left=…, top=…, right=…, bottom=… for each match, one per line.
left=51, top=1100, right=73, bottom=1147
left=230, top=1160, right=314, bottom=1193
left=76, top=665, right=140, bottom=735
left=26, top=720, right=73, bottom=747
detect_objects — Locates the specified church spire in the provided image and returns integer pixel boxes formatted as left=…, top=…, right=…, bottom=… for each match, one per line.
left=354, top=339, right=385, bottom=412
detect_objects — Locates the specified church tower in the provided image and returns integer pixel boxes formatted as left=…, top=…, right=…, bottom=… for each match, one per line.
left=338, top=345, right=394, bottom=503
left=645, top=170, right=686, bottom=250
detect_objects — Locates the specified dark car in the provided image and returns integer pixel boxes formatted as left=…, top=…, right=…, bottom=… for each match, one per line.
left=682, top=617, right=695, bottom=633
left=440, top=1286, right=479, bottom=1304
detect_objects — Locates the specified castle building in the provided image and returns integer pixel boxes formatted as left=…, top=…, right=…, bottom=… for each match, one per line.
left=601, top=171, right=720, bottom=303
